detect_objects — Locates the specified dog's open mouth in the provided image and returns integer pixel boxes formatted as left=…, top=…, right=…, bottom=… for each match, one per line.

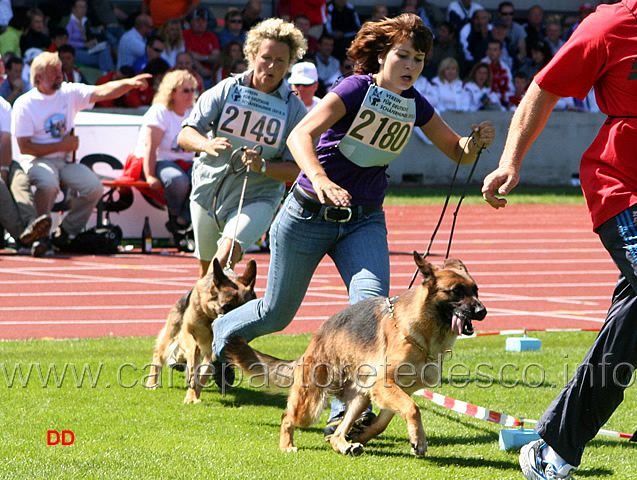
left=451, top=314, right=475, bottom=336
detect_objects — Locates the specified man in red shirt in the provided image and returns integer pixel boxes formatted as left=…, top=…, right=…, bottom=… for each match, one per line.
left=482, top=2, right=637, bottom=479
left=483, top=38, right=513, bottom=106
left=183, top=7, right=220, bottom=84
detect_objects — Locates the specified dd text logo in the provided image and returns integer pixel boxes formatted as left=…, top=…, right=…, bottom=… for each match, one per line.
left=47, top=430, right=75, bottom=445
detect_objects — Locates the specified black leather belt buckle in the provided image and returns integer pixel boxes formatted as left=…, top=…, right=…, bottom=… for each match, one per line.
left=323, top=206, right=352, bottom=223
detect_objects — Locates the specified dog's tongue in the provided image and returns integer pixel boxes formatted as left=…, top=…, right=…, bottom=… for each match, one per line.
left=452, top=314, right=464, bottom=335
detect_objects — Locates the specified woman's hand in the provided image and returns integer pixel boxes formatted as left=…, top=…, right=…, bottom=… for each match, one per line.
left=471, top=121, right=495, bottom=149
left=242, top=148, right=264, bottom=173
left=203, top=137, right=232, bottom=157
left=146, top=175, right=162, bottom=190
left=312, top=174, right=352, bottom=207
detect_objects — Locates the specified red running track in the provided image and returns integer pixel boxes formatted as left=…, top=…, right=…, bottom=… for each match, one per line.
left=0, top=204, right=614, bottom=340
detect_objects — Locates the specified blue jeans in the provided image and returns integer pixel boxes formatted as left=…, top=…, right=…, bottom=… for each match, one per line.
left=212, top=189, right=389, bottom=367
left=156, top=160, right=192, bottom=223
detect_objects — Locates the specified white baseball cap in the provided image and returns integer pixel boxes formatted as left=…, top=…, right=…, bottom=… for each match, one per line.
left=289, top=62, right=318, bottom=85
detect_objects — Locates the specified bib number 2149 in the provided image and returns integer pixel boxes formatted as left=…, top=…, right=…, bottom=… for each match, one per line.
left=219, top=105, right=282, bottom=146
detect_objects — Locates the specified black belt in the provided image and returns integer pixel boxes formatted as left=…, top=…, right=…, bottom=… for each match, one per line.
left=292, top=186, right=382, bottom=223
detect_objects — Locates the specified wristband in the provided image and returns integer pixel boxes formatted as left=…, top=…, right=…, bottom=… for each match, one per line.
left=260, top=159, right=266, bottom=173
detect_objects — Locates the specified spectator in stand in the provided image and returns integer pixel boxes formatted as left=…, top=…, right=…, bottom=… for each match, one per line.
left=47, top=27, right=69, bottom=53
left=370, top=4, right=388, bottom=22
left=462, top=8, right=490, bottom=67
left=430, top=57, right=464, bottom=112
left=416, top=1, right=446, bottom=34
left=315, top=33, right=340, bottom=93
left=0, top=0, right=11, bottom=33
left=174, top=51, right=205, bottom=94
left=288, top=61, right=321, bottom=111
left=142, top=0, right=200, bottom=31
left=21, top=48, right=42, bottom=92
left=88, top=0, right=128, bottom=53
left=286, top=0, right=327, bottom=38
left=12, top=51, right=152, bottom=250
left=94, top=65, right=135, bottom=107
left=123, top=57, right=169, bottom=108
left=132, top=35, right=164, bottom=74
left=481, top=38, right=513, bottom=107
left=565, top=3, right=595, bottom=40
left=459, top=61, right=504, bottom=111
left=293, top=14, right=319, bottom=57
left=159, top=19, right=185, bottom=68
left=218, top=9, right=247, bottom=50
left=213, top=40, right=244, bottom=85
left=132, top=69, right=198, bottom=251
left=20, top=8, right=50, bottom=54
left=0, top=56, right=25, bottom=105
left=488, top=16, right=513, bottom=70
left=497, top=1, right=526, bottom=70
left=117, top=13, right=153, bottom=69
left=447, top=0, right=484, bottom=31
left=1, top=96, right=52, bottom=257
left=324, top=0, right=361, bottom=61
left=241, top=0, right=264, bottom=31
left=507, top=70, right=529, bottom=111
left=231, top=58, right=248, bottom=75
left=183, top=7, right=220, bottom=84
left=545, top=18, right=564, bottom=56
left=398, top=0, right=417, bottom=14
left=64, top=0, right=114, bottom=74
left=517, top=39, right=552, bottom=80
left=422, top=21, right=467, bottom=81
left=524, top=4, right=546, bottom=59
left=58, top=44, right=87, bottom=83
left=0, top=16, right=24, bottom=57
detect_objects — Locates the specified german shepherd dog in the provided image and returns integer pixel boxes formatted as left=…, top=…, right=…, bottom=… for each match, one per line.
left=226, top=252, right=486, bottom=456
left=146, top=259, right=256, bottom=404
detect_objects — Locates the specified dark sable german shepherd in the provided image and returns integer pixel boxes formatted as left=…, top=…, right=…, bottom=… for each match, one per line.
left=146, top=259, right=256, bottom=404
left=226, top=252, right=486, bottom=456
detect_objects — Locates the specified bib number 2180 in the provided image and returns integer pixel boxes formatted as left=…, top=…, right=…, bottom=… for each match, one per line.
left=348, top=109, right=411, bottom=152
left=219, top=105, right=282, bottom=146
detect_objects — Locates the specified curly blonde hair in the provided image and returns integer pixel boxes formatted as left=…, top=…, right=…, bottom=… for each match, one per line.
left=30, top=51, right=61, bottom=87
left=152, top=69, right=198, bottom=111
left=348, top=13, right=433, bottom=75
left=243, top=18, right=307, bottom=71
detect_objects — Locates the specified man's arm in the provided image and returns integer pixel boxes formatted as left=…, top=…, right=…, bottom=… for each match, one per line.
left=16, top=133, right=79, bottom=158
left=481, top=80, right=561, bottom=208
left=90, top=73, right=152, bottom=103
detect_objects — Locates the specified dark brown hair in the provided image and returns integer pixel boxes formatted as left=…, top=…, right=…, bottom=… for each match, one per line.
left=347, top=13, right=433, bottom=75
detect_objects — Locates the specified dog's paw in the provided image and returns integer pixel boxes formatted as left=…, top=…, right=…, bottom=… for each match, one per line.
left=183, top=389, right=201, bottom=404
left=281, top=446, right=298, bottom=453
left=145, top=382, right=159, bottom=390
left=343, top=442, right=364, bottom=456
left=410, top=439, right=427, bottom=457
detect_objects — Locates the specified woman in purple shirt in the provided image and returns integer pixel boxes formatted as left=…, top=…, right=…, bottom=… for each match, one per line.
left=211, top=12, right=494, bottom=439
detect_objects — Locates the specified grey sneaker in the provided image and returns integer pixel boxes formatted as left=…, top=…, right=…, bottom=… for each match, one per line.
left=520, top=439, right=576, bottom=480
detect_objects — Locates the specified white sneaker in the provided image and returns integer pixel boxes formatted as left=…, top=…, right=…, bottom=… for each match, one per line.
left=165, top=340, right=185, bottom=371
left=520, top=439, right=576, bottom=480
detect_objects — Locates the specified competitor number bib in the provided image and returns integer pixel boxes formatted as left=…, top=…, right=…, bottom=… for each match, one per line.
left=338, top=84, right=416, bottom=167
left=217, top=83, right=288, bottom=159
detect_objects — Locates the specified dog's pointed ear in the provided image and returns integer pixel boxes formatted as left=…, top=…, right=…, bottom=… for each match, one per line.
left=212, top=258, right=227, bottom=288
left=413, top=251, right=438, bottom=283
left=240, top=259, right=257, bottom=289
left=444, top=258, right=468, bottom=274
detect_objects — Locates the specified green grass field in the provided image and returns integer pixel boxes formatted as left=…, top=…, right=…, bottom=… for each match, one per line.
left=1, top=332, right=634, bottom=479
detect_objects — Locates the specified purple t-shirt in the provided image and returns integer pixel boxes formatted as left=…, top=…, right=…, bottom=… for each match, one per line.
left=296, top=74, right=434, bottom=206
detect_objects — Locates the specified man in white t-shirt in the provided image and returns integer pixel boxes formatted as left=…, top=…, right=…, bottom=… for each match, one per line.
left=12, top=51, right=151, bottom=250
left=288, top=62, right=321, bottom=111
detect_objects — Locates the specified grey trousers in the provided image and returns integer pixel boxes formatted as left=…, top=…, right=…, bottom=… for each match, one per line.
left=0, top=161, right=38, bottom=240
left=536, top=205, right=637, bottom=466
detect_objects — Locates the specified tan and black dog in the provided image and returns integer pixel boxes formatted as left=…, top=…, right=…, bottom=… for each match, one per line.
left=146, top=258, right=256, bottom=404
left=226, top=252, right=486, bottom=456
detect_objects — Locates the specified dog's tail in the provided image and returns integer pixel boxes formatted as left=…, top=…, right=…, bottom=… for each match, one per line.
left=225, top=336, right=297, bottom=390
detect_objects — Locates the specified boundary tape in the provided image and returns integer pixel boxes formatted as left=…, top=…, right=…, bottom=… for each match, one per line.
left=414, top=389, right=634, bottom=441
